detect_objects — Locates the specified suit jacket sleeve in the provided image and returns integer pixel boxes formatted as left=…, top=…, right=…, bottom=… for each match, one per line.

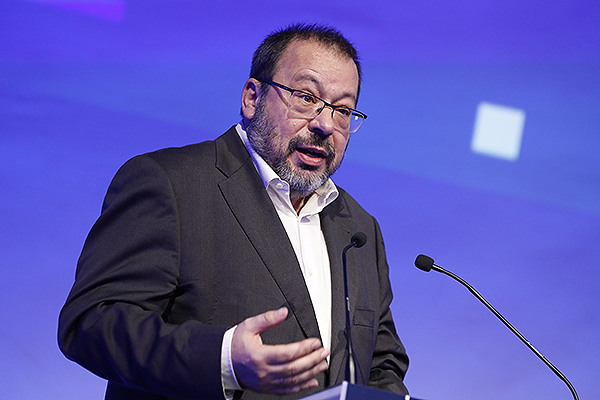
left=58, top=154, right=227, bottom=399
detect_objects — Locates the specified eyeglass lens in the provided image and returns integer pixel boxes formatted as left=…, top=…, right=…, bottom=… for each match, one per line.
left=288, top=91, right=364, bottom=133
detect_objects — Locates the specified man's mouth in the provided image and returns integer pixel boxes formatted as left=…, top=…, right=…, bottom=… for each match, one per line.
left=296, top=145, right=329, bottom=159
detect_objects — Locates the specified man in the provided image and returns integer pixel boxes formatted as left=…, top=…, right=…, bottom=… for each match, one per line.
left=58, top=23, right=409, bottom=400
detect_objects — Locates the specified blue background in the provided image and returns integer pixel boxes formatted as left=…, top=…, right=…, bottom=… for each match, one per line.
left=1, top=1, right=598, bottom=399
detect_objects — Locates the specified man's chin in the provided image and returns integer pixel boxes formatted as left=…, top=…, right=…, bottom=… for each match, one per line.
left=297, top=163, right=321, bottom=172
left=275, top=158, right=336, bottom=196
left=292, top=162, right=330, bottom=181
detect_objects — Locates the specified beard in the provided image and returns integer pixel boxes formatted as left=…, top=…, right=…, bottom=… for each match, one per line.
left=246, top=96, right=344, bottom=199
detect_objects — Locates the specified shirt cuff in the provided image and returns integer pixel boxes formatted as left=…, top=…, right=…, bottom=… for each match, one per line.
left=221, top=325, right=243, bottom=399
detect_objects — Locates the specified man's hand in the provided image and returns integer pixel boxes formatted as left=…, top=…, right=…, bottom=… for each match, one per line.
left=231, top=307, right=330, bottom=395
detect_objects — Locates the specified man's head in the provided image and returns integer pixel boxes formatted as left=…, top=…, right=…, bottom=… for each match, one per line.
left=241, top=24, right=363, bottom=205
left=249, top=23, right=362, bottom=100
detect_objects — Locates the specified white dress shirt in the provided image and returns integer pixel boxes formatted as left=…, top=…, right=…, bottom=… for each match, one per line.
left=220, top=123, right=339, bottom=395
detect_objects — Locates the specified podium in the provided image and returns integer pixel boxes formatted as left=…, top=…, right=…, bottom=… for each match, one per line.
left=299, top=382, right=421, bottom=400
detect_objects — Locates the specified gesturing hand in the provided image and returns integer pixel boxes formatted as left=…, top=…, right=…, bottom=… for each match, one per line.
left=231, top=307, right=330, bottom=395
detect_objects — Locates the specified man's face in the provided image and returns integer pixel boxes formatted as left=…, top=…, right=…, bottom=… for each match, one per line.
left=246, top=40, right=360, bottom=198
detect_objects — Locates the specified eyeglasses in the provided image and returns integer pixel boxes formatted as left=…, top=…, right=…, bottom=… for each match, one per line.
left=261, top=80, right=367, bottom=133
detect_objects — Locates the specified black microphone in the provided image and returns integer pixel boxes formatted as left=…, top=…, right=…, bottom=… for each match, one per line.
left=350, top=232, right=367, bottom=248
left=415, top=254, right=579, bottom=400
left=341, top=232, right=367, bottom=384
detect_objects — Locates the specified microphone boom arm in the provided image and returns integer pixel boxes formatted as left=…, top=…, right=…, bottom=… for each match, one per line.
left=423, top=258, right=579, bottom=400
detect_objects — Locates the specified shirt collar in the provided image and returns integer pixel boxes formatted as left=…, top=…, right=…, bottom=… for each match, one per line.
left=235, top=122, right=339, bottom=215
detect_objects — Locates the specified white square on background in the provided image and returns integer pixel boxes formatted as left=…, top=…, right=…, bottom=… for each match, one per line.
left=471, top=102, right=526, bottom=161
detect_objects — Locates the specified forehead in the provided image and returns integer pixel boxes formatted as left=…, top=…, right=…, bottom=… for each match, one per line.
left=273, top=39, right=359, bottom=101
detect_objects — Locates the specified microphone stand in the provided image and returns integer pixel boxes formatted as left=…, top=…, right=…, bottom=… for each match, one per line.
left=416, top=255, right=579, bottom=400
left=342, top=242, right=357, bottom=384
left=341, top=233, right=366, bottom=385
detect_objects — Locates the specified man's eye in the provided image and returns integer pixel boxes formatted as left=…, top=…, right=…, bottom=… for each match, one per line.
left=336, top=107, right=352, bottom=117
left=299, top=93, right=317, bottom=104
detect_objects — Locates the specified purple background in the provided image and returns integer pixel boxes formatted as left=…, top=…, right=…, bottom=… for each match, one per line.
left=1, top=1, right=598, bottom=399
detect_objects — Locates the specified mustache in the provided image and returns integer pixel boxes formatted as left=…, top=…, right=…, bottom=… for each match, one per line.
left=287, top=135, right=336, bottom=161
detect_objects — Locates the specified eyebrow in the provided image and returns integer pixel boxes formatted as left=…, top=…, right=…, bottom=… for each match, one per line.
left=293, top=74, right=357, bottom=105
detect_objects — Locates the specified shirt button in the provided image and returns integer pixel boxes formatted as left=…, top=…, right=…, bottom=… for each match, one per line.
left=307, top=269, right=313, bottom=276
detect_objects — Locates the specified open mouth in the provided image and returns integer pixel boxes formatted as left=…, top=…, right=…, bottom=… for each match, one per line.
left=296, top=146, right=328, bottom=159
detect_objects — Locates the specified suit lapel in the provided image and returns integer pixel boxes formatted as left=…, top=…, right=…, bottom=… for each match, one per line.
left=215, top=128, right=321, bottom=341
left=320, top=196, right=356, bottom=385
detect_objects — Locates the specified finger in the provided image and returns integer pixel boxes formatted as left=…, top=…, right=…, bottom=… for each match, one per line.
left=275, top=353, right=329, bottom=387
left=262, top=337, right=325, bottom=366
left=231, top=309, right=329, bottom=394
left=231, top=307, right=294, bottom=392
left=260, top=346, right=328, bottom=395
left=233, top=337, right=328, bottom=394
left=271, top=346, right=329, bottom=378
left=240, top=307, right=288, bottom=336
left=270, top=357, right=329, bottom=395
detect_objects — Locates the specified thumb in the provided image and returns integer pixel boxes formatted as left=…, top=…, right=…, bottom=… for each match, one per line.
left=243, top=307, right=288, bottom=335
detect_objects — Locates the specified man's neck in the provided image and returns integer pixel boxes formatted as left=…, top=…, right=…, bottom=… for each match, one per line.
left=290, top=192, right=309, bottom=214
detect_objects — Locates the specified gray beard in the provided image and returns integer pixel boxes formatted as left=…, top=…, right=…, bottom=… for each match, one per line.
left=246, top=97, right=341, bottom=200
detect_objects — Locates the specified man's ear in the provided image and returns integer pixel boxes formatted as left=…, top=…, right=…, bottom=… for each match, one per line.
left=241, top=78, right=261, bottom=120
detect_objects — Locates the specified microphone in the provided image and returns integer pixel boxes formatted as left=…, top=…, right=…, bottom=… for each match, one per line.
left=350, top=232, right=367, bottom=248
left=415, top=254, right=579, bottom=400
left=341, top=232, right=367, bottom=384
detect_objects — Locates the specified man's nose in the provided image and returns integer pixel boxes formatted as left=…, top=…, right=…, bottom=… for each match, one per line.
left=308, top=106, right=336, bottom=138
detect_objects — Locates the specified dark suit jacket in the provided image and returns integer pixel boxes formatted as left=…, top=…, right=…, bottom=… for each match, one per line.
left=58, top=127, right=409, bottom=400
